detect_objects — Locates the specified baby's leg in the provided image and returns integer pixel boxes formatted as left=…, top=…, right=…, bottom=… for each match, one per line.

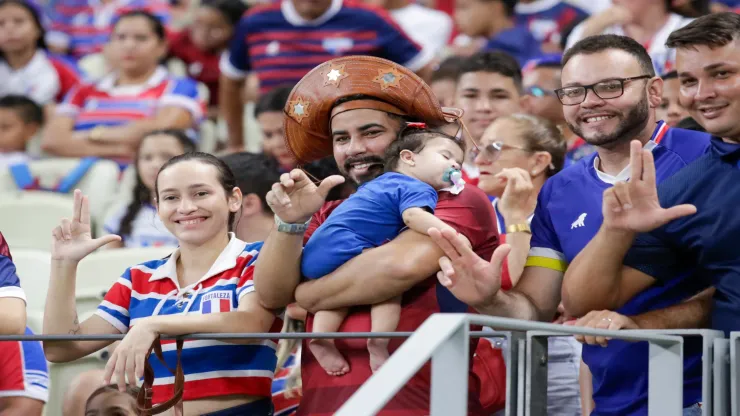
left=309, top=308, right=350, bottom=376
left=367, top=296, right=402, bottom=372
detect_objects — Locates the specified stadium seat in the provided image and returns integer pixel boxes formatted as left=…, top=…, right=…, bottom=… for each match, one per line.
left=77, top=52, right=110, bottom=80
left=0, top=158, right=121, bottom=225
left=10, top=248, right=51, bottom=333
left=0, top=193, right=72, bottom=251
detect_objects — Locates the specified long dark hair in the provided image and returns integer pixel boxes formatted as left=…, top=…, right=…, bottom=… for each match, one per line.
left=154, top=152, right=240, bottom=232
left=0, top=0, right=46, bottom=59
left=118, top=130, right=195, bottom=239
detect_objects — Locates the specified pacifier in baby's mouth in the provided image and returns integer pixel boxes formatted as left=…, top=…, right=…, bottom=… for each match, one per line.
left=441, top=168, right=466, bottom=195
left=442, top=167, right=463, bottom=184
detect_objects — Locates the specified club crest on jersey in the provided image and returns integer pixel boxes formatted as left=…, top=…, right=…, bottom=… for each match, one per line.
left=200, top=290, right=233, bottom=314
left=322, top=38, right=354, bottom=55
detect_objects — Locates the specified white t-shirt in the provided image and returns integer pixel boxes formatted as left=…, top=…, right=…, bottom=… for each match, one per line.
left=565, top=13, right=693, bottom=75
left=104, top=203, right=178, bottom=248
left=0, top=50, right=78, bottom=105
left=0, top=152, right=29, bottom=168
left=391, top=4, right=453, bottom=59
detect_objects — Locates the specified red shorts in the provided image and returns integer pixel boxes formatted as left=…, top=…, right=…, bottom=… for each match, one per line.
left=0, top=328, right=49, bottom=402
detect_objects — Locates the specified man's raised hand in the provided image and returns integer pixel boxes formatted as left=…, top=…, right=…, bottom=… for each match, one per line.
left=602, top=140, right=696, bottom=233
left=429, top=227, right=510, bottom=309
left=266, top=169, right=345, bottom=224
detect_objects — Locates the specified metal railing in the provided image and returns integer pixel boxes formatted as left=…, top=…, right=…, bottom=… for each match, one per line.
left=336, top=314, right=726, bottom=416
left=1, top=314, right=735, bottom=416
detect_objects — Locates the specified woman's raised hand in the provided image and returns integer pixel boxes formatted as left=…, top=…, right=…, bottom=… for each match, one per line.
left=51, top=190, right=121, bottom=263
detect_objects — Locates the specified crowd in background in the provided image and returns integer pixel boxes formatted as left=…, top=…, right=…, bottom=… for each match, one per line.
left=1, top=0, right=740, bottom=415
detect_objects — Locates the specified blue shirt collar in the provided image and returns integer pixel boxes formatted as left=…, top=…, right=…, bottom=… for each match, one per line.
left=710, top=136, right=740, bottom=162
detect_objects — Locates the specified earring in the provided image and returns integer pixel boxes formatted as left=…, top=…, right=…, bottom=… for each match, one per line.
left=531, top=170, right=537, bottom=176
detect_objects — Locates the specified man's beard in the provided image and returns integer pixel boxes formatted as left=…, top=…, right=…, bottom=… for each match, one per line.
left=568, top=95, right=650, bottom=149
left=342, top=155, right=386, bottom=184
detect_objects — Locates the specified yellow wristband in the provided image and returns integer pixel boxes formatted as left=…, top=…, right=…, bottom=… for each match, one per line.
left=506, top=223, right=531, bottom=234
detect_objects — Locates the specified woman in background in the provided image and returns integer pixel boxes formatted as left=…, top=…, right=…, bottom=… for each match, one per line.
left=41, top=11, right=204, bottom=160
left=473, top=114, right=582, bottom=416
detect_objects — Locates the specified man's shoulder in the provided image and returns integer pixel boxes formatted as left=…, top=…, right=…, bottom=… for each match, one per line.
left=657, top=127, right=711, bottom=164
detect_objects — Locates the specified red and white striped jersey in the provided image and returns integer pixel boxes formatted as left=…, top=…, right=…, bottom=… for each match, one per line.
left=96, top=235, right=282, bottom=403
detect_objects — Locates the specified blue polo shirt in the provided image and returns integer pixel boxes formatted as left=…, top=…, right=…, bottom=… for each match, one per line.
left=625, top=136, right=740, bottom=336
left=527, top=121, right=712, bottom=415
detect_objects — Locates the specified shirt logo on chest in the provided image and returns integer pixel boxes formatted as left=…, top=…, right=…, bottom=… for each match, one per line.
left=322, top=37, right=354, bottom=55
left=266, top=41, right=280, bottom=56
left=571, top=213, right=587, bottom=229
left=200, top=290, right=233, bottom=314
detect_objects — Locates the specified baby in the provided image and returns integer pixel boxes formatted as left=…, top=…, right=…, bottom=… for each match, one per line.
left=302, top=125, right=466, bottom=375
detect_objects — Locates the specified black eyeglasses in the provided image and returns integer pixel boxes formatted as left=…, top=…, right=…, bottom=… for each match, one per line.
left=554, top=75, right=652, bottom=106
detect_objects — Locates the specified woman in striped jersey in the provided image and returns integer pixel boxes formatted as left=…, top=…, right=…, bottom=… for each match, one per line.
left=42, top=153, right=282, bottom=415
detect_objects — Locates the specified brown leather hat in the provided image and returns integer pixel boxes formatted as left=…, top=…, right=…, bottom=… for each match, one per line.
left=283, top=55, right=463, bottom=165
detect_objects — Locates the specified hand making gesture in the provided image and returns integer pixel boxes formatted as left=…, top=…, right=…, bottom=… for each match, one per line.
left=429, top=227, right=511, bottom=309
left=266, top=169, right=346, bottom=224
left=602, top=140, right=697, bottom=233
left=51, top=190, right=121, bottom=263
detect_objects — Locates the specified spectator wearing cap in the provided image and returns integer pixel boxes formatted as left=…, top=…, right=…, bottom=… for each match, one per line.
left=168, top=0, right=248, bottom=112
left=514, top=0, right=589, bottom=53
left=219, top=0, right=435, bottom=152
left=521, top=54, right=595, bottom=165
left=45, top=0, right=171, bottom=59
left=363, top=0, right=453, bottom=62
left=454, top=0, right=542, bottom=66
left=564, top=0, right=693, bottom=75
left=656, top=70, right=690, bottom=127
left=0, top=0, right=80, bottom=107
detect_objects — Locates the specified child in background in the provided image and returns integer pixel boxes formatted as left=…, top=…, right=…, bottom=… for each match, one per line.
left=0, top=0, right=80, bottom=106
left=302, top=126, right=466, bottom=375
left=0, top=95, right=42, bottom=167
left=168, top=0, right=248, bottom=111
left=103, top=129, right=195, bottom=248
left=84, top=384, right=141, bottom=416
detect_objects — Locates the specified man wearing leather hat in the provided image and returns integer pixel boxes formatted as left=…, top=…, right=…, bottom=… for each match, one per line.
left=254, top=56, right=501, bottom=415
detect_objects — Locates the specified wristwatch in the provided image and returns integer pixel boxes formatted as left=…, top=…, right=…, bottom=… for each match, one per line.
left=506, top=223, right=531, bottom=234
left=274, top=215, right=310, bottom=234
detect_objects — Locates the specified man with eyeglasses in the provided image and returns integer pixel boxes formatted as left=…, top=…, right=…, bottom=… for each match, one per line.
left=522, top=54, right=596, bottom=166
left=429, top=34, right=712, bottom=416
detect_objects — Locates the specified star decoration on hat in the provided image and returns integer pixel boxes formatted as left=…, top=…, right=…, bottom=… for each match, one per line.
left=372, top=67, right=404, bottom=91
left=323, top=64, right=349, bottom=87
left=288, top=97, right=310, bottom=123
